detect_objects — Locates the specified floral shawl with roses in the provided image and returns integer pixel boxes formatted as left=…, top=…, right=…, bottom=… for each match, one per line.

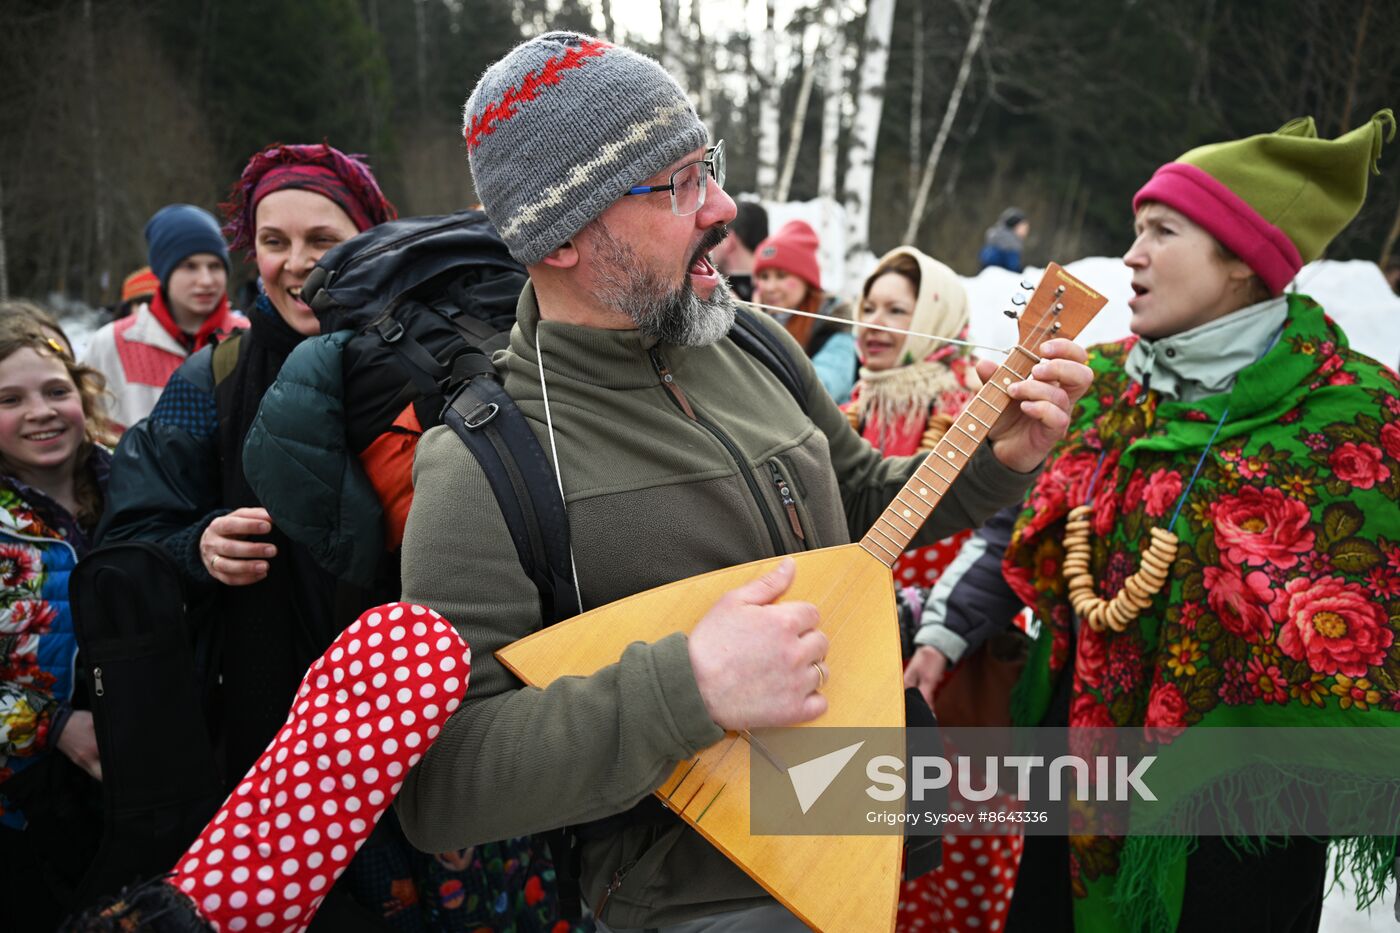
left=0, top=457, right=103, bottom=829
left=1004, top=295, right=1400, bottom=932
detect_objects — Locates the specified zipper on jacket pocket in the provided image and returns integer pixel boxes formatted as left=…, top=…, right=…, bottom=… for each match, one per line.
left=594, top=859, right=637, bottom=920
left=768, top=462, right=806, bottom=546
left=648, top=348, right=785, bottom=555
left=92, top=666, right=104, bottom=697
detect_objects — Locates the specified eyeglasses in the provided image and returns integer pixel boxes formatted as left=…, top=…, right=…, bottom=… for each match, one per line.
left=624, top=140, right=726, bottom=217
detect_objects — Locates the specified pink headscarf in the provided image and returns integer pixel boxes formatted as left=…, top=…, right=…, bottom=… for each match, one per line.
left=221, top=143, right=397, bottom=253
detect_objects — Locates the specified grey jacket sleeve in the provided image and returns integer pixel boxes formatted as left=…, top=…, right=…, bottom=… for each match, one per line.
left=914, top=502, right=1026, bottom=663
left=394, top=426, right=725, bottom=853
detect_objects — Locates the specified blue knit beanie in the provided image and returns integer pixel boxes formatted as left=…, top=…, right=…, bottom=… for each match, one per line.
left=145, top=204, right=230, bottom=286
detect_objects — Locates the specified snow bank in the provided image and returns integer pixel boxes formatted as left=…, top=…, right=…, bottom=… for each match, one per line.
left=965, top=258, right=1400, bottom=369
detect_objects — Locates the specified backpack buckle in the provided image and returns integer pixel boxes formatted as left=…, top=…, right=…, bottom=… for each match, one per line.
left=376, top=318, right=406, bottom=343
left=462, top=402, right=499, bottom=429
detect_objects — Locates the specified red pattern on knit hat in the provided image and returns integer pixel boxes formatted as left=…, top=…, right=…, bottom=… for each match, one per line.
left=1133, top=162, right=1303, bottom=296
left=752, top=220, right=823, bottom=292
left=171, top=602, right=470, bottom=932
left=464, top=39, right=611, bottom=151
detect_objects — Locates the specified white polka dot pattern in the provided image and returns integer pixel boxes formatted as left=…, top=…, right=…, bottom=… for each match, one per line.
left=170, top=602, right=469, bottom=933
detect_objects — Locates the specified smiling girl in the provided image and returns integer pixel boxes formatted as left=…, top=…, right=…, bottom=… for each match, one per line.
left=0, top=310, right=112, bottom=928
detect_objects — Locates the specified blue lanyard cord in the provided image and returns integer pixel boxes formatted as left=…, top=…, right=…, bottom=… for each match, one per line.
left=1136, top=323, right=1279, bottom=531
left=1166, top=404, right=1231, bottom=529
left=1083, top=449, right=1111, bottom=505
left=1079, top=402, right=1229, bottom=531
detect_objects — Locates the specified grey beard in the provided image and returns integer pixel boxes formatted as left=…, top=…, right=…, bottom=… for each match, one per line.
left=589, top=224, right=737, bottom=347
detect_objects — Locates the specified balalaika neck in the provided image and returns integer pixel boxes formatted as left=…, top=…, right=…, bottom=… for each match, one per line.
left=858, top=344, right=1041, bottom=567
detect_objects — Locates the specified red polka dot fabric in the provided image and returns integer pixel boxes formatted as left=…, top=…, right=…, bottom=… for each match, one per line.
left=899, top=830, right=1024, bottom=932
left=894, top=532, right=973, bottom=589
left=170, top=602, right=470, bottom=932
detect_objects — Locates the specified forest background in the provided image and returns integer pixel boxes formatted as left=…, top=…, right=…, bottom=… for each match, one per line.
left=0, top=0, right=1396, bottom=308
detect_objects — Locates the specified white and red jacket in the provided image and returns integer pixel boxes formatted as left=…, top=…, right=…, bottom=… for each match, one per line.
left=83, top=294, right=247, bottom=431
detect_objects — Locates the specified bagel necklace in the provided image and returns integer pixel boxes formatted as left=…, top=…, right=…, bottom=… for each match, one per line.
left=1065, top=402, right=1232, bottom=633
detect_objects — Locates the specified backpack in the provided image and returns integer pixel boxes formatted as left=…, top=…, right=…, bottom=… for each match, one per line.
left=297, top=208, right=809, bottom=625
left=69, top=542, right=225, bottom=903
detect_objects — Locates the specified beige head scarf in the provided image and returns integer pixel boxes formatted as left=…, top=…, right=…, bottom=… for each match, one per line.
left=856, top=246, right=978, bottom=441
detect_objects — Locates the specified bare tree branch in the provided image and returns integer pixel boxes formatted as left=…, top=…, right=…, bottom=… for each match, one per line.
left=776, top=24, right=817, bottom=202
left=903, top=0, right=992, bottom=243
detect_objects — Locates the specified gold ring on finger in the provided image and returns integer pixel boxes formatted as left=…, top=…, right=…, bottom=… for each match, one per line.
left=811, top=661, right=827, bottom=691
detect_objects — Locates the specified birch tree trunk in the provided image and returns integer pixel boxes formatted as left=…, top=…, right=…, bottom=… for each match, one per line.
left=818, top=15, right=845, bottom=201
left=689, top=0, right=712, bottom=120
left=908, top=2, right=923, bottom=193
left=776, top=26, right=818, bottom=202
left=414, top=0, right=429, bottom=115
left=754, top=0, right=782, bottom=199
left=842, top=0, right=895, bottom=274
left=83, top=0, right=109, bottom=304
left=903, top=0, right=993, bottom=244
left=1380, top=198, right=1400, bottom=269
left=0, top=168, right=8, bottom=302
left=1338, top=0, right=1371, bottom=132
left=658, top=0, right=685, bottom=90
left=601, top=0, right=616, bottom=41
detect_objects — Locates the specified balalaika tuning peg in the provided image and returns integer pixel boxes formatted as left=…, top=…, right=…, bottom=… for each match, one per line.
left=1055, top=285, right=1066, bottom=296
left=1003, top=308, right=1019, bottom=320
left=1020, top=279, right=1035, bottom=291
left=1011, top=294, right=1028, bottom=307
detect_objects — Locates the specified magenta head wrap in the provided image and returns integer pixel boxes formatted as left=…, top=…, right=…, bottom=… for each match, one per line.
left=221, top=143, right=397, bottom=254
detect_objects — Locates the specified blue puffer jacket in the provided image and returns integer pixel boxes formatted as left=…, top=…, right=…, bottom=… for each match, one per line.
left=0, top=448, right=109, bottom=828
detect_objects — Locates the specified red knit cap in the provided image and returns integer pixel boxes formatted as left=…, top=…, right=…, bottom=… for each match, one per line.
left=753, top=220, right=822, bottom=291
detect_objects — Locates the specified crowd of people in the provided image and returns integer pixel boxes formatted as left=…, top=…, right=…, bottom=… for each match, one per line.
left=0, top=27, right=1396, bottom=933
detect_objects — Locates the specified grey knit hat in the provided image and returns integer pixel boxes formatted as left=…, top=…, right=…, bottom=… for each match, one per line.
left=463, top=32, right=708, bottom=265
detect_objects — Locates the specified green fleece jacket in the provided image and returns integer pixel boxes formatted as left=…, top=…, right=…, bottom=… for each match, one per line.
left=397, top=283, right=1037, bottom=928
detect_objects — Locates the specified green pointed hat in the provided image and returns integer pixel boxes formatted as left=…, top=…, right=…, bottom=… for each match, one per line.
left=1134, top=110, right=1395, bottom=294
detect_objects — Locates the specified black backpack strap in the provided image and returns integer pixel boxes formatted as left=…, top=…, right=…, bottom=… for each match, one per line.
left=441, top=355, right=580, bottom=627
left=727, top=306, right=808, bottom=415
left=373, top=310, right=452, bottom=397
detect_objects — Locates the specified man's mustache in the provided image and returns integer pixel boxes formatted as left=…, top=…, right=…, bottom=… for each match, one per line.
left=691, top=224, right=730, bottom=267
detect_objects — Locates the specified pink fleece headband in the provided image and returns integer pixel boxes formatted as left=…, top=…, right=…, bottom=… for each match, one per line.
left=1133, top=163, right=1302, bottom=296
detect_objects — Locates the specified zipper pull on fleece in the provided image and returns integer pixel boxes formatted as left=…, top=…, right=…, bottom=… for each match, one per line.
left=649, top=347, right=697, bottom=420
left=595, top=860, right=636, bottom=919
left=768, top=462, right=805, bottom=542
